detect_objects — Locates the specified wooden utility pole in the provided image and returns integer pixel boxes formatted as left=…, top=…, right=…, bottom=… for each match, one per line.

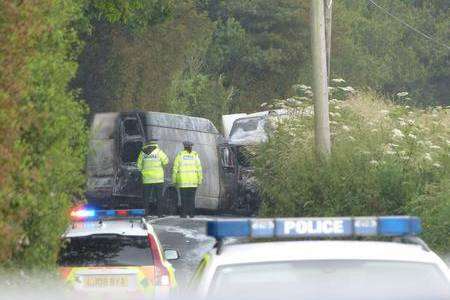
left=324, top=0, right=333, bottom=79
left=310, top=0, right=331, bottom=156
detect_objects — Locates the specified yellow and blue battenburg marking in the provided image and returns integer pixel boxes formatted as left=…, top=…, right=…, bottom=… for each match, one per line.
left=207, top=216, right=422, bottom=239
left=60, top=266, right=157, bottom=294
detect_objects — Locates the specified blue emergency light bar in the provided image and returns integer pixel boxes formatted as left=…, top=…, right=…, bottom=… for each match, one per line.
left=70, top=208, right=145, bottom=221
left=207, top=216, right=422, bottom=239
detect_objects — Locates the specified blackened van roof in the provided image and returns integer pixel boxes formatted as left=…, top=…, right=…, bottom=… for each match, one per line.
left=144, top=112, right=219, bottom=134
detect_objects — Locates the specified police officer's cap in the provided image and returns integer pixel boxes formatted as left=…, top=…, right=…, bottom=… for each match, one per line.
left=183, top=141, right=194, bottom=147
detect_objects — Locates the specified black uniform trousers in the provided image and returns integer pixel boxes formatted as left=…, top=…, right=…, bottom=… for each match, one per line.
left=143, top=183, right=164, bottom=216
left=179, top=187, right=197, bottom=218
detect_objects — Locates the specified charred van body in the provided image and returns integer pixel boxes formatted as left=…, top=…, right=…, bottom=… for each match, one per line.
left=85, top=111, right=242, bottom=214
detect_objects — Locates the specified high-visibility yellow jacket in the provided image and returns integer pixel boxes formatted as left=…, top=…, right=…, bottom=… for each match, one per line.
left=137, top=147, right=169, bottom=184
left=172, top=150, right=203, bottom=188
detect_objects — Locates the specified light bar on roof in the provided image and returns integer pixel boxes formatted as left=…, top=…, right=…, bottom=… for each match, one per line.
left=70, top=209, right=96, bottom=220
left=70, top=208, right=145, bottom=221
left=207, top=216, right=422, bottom=239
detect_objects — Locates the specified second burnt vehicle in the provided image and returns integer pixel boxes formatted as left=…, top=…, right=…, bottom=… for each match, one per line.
left=219, top=110, right=289, bottom=215
left=86, top=111, right=257, bottom=215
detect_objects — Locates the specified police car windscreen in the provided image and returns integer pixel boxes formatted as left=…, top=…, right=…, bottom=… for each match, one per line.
left=58, top=235, right=153, bottom=267
left=209, top=260, right=450, bottom=300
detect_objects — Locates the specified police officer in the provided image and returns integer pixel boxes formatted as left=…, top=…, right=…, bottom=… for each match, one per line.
left=137, top=139, right=169, bottom=216
left=172, top=141, right=203, bottom=218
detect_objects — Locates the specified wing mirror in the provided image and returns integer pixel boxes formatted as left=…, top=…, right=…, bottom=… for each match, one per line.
left=164, top=249, right=180, bottom=260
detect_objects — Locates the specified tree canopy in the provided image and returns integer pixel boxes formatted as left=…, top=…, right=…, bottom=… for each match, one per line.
left=75, top=0, right=448, bottom=122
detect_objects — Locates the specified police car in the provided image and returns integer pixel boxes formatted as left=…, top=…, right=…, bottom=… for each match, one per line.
left=190, top=216, right=450, bottom=300
left=58, top=208, right=178, bottom=299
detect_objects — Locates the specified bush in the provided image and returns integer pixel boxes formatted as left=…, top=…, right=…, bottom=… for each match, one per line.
left=0, top=0, right=88, bottom=269
left=254, top=90, right=449, bottom=252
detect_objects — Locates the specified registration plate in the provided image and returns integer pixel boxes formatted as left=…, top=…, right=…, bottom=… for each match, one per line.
left=84, top=276, right=129, bottom=288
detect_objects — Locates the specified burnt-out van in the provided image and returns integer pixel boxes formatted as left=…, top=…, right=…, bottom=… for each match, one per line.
left=85, top=111, right=235, bottom=214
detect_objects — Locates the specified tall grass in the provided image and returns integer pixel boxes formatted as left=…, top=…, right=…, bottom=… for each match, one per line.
left=254, top=91, right=449, bottom=252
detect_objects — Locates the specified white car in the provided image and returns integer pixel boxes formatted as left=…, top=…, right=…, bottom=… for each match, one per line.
left=59, top=208, right=179, bottom=298
left=190, top=216, right=450, bottom=300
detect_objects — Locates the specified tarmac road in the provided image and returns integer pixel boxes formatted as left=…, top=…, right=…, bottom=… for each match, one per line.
left=150, top=216, right=217, bottom=286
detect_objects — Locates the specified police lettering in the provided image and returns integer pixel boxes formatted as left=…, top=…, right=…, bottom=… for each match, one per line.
left=283, top=219, right=344, bottom=235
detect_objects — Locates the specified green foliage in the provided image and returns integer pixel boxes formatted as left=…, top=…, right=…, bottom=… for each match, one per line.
left=76, top=0, right=214, bottom=114
left=254, top=91, right=450, bottom=252
left=78, top=0, right=448, bottom=124
left=87, top=0, right=174, bottom=30
left=167, top=72, right=232, bottom=126
left=332, top=0, right=449, bottom=106
left=0, top=0, right=88, bottom=269
left=407, top=179, right=450, bottom=253
left=202, top=0, right=310, bottom=112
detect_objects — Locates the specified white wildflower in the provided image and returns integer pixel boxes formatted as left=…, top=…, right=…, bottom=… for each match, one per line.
left=396, top=91, right=409, bottom=97
left=392, top=128, right=405, bottom=139
left=342, top=125, right=351, bottom=132
left=298, top=84, right=310, bottom=90
left=385, top=150, right=395, bottom=155
left=339, top=86, right=355, bottom=93
left=329, top=98, right=339, bottom=104
left=430, top=145, right=441, bottom=150
left=286, top=98, right=302, bottom=106
left=423, top=153, right=432, bottom=161
left=330, top=121, right=338, bottom=125
left=407, top=133, right=417, bottom=139
left=330, top=112, right=341, bottom=118
left=332, top=78, right=346, bottom=83
left=407, top=119, right=415, bottom=125
left=387, top=143, right=399, bottom=148
left=369, top=160, right=379, bottom=166
left=399, top=120, right=407, bottom=127
left=432, top=163, right=442, bottom=168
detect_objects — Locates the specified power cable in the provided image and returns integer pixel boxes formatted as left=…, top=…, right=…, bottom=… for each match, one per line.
left=367, top=0, right=450, bottom=51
